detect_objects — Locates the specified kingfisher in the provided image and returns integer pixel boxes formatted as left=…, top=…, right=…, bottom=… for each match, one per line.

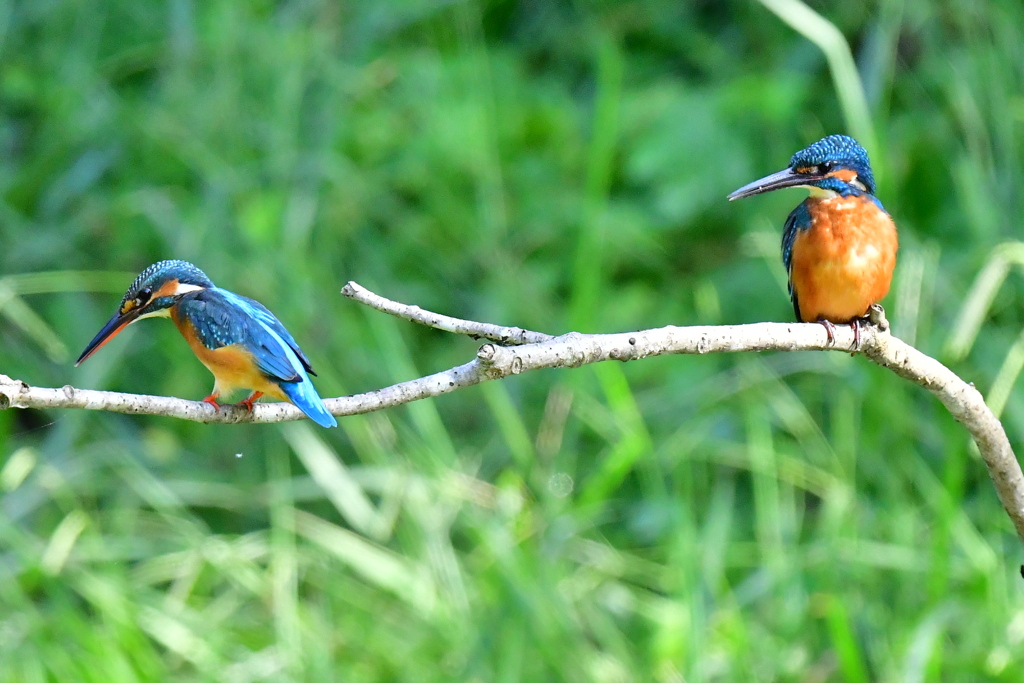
left=728, top=134, right=898, bottom=346
left=75, top=259, right=338, bottom=428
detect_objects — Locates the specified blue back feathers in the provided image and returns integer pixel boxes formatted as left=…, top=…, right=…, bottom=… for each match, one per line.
left=790, top=134, right=876, bottom=195
left=782, top=203, right=810, bottom=275
left=176, top=286, right=337, bottom=428
left=781, top=203, right=811, bottom=320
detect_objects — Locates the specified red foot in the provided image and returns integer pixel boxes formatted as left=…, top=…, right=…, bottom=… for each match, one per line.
left=239, top=392, right=263, bottom=413
left=850, top=319, right=862, bottom=351
left=817, top=319, right=837, bottom=346
left=203, top=395, right=221, bottom=411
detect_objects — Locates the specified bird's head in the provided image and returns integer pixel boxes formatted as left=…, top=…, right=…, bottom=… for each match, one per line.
left=727, top=134, right=876, bottom=201
left=76, top=260, right=214, bottom=365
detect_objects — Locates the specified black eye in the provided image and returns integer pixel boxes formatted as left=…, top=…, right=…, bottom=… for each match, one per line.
left=136, top=287, right=153, bottom=305
left=817, top=162, right=834, bottom=174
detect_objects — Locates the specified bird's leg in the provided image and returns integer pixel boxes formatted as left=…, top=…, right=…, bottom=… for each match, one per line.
left=816, top=319, right=837, bottom=346
left=203, top=393, right=221, bottom=411
left=239, top=391, right=263, bottom=413
left=849, top=318, right=862, bottom=351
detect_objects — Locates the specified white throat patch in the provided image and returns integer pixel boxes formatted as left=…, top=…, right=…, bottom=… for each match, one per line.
left=136, top=307, right=172, bottom=320
left=808, top=186, right=839, bottom=199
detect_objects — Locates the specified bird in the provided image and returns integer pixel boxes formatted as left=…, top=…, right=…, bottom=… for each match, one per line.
left=76, top=259, right=338, bottom=428
left=728, top=134, right=898, bottom=347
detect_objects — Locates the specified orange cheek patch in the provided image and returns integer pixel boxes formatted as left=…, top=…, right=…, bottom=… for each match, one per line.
left=153, top=279, right=181, bottom=300
left=828, top=169, right=858, bottom=183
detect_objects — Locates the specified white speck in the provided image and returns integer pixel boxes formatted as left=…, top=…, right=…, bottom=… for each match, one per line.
left=235, top=453, right=243, bottom=458
left=548, top=472, right=574, bottom=497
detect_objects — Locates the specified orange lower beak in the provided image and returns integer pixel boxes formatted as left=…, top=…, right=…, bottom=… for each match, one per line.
left=75, top=311, right=137, bottom=366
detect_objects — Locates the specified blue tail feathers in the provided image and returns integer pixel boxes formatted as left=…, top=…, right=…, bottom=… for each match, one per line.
left=280, top=379, right=338, bottom=428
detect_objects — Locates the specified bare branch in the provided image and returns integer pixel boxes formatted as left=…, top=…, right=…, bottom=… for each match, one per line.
left=341, top=281, right=551, bottom=345
left=859, top=335, right=1024, bottom=545
left=3, top=285, right=1023, bottom=544
left=0, top=320, right=853, bottom=424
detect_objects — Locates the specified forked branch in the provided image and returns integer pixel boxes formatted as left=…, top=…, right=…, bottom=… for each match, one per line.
left=2, top=283, right=1023, bottom=543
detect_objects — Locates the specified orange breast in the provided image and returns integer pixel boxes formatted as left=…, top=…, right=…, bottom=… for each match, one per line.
left=790, top=196, right=898, bottom=324
left=171, top=311, right=289, bottom=401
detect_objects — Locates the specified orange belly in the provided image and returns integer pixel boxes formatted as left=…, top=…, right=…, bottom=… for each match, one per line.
left=172, top=314, right=289, bottom=401
left=790, top=197, right=898, bottom=323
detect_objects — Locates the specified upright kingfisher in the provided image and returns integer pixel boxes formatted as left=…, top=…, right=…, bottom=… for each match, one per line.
left=728, top=134, right=898, bottom=345
left=76, top=260, right=338, bottom=428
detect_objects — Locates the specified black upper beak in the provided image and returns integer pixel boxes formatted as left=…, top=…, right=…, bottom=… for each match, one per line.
left=75, top=308, right=141, bottom=366
left=727, top=167, right=814, bottom=201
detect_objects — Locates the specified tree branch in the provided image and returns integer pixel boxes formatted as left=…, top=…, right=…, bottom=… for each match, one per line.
left=3, top=284, right=1023, bottom=544
left=341, top=281, right=551, bottom=345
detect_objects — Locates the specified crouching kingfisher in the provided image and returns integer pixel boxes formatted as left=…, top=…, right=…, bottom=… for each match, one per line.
left=76, top=260, right=338, bottom=428
left=728, top=134, right=898, bottom=346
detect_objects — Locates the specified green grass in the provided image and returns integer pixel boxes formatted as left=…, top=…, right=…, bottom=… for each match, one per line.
left=3, top=0, right=1024, bottom=679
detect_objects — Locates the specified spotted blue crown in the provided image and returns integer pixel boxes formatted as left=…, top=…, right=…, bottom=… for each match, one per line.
left=120, top=260, right=213, bottom=309
left=790, top=134, right=875, bottom=195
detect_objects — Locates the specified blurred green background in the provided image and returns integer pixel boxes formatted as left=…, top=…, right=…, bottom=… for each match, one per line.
left=2, top=0, right=1024, bottom=680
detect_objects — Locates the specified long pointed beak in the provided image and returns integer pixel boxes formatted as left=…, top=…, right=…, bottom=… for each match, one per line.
left=75, top=309, right=140, bottom=366
left=727, top=167, right=814, bottom=201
